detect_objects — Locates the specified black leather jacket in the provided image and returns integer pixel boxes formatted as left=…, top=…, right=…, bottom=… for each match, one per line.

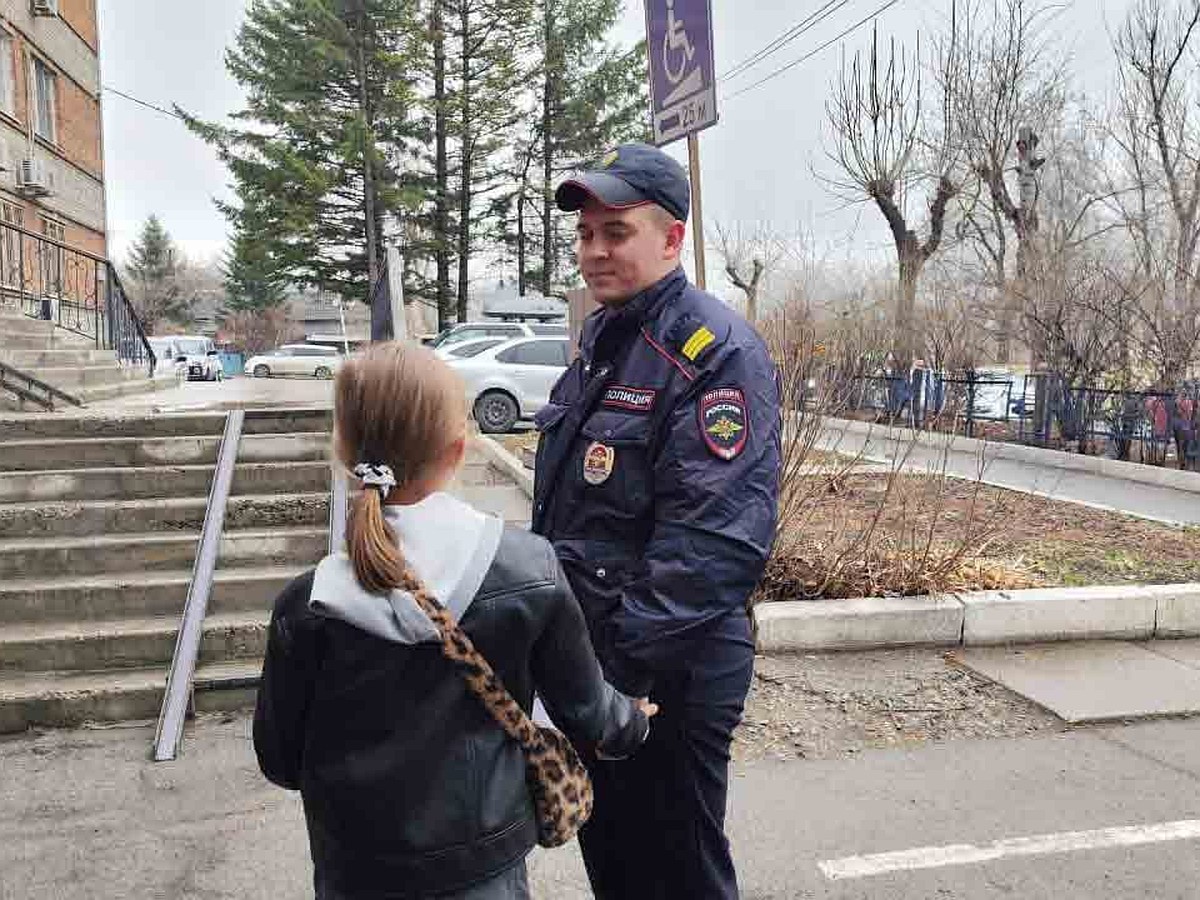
left=254, top=527, right=648, bottom=898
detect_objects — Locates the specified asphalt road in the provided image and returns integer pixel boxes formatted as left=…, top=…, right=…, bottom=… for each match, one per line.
left=4, top=712, right=1200, bottom=899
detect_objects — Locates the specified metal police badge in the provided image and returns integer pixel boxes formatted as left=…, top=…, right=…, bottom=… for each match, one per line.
left=699, top=387, right=748, bottom=461
left=583, top=441, right=616, bottom=485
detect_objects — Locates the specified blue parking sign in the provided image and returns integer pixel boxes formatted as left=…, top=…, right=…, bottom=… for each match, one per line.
left=644, top=0, right=718, bottom=146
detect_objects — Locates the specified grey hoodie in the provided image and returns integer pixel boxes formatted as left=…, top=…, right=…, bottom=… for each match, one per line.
left=309, top=491, right=504, bottom=644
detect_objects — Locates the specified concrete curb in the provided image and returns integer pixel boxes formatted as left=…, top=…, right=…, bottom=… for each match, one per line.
left=827, top=416, right=1200, bottom=495
left=755, top=583, right=1200, bottom=652
left=474, top=436, right=534, bottom=499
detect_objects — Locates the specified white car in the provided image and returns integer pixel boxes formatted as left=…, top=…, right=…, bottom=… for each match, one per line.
left=146, top=337, right=186, bottom=381
left=428, top=321, right=567, bottom=352
left=446, top=336, right=571, bottom=433
left=245, top=344, right=345, bottom=379
left=172, top=335, right=224, bottom=382
left=435, top=336, right=510, bottom=361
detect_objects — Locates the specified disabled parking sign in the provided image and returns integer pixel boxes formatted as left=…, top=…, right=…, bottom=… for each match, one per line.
left=644, top=0, right=718, bottom=146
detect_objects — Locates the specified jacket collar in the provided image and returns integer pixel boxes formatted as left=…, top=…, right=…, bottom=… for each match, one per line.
left=582, top=267, right=688, bottom=359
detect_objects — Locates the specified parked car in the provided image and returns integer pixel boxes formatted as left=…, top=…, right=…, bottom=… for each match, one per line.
left=173, top=335, right=224, bottom=382
left=446, top=336, right=571, bottom=433
left=426, top=321, right=567, bottom=351
left=146, top=337, right=186, bottom=380
left=435, top=336, right=510, bottom=361
left=244, top=344, right=345, bottom=379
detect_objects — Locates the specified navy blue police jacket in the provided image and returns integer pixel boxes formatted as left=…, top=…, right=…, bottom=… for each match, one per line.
left=532, top=267, right=781, bottom=698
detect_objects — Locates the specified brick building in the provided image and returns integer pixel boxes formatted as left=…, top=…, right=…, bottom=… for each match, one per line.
left=0, top=0, right=105, bottom=260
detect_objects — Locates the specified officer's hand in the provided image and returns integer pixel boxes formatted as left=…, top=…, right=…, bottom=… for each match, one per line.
left=637, top=697, right=659, bottom=718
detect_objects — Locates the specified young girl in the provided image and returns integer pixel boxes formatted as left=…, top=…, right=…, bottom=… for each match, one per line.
left=254, top=342, right=652, bottom=899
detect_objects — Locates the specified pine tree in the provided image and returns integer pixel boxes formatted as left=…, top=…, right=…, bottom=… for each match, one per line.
left=222, top=208, right=287, bottom=312
left=446, top=0, right=530, bottom=321
left=124, top=215, right=188, bottom=332
left=531, top=0, right=650, bottom=295
left=182, top=0, right=426, bottom=305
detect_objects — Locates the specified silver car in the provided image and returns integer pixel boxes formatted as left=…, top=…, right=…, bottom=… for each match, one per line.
left=244, top=344, right=345, bottom=379
left=446, top=337, right=571, bottom=433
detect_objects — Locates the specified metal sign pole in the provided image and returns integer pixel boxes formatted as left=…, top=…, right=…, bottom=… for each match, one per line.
left=687, top=132, right=707, bottom=290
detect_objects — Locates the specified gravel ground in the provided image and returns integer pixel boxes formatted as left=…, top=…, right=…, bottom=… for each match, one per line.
left=733, top=648, right=1064, bottom=762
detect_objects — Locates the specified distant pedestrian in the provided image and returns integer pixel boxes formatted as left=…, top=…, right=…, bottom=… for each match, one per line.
left=254, top=342, right=654, bottom=899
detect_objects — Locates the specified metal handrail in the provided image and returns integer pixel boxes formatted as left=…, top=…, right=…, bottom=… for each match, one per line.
left=0, top=360, right=82, bottom=410
left=0, top=220, right=156, bottom=376
left=105, top=265, right=157, bottom=375
left=329, top=466, right=349, bottom=555
left=153, top=410, right=245, bottom=762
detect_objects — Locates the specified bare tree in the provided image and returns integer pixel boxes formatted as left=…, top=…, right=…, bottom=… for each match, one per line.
left=826, top=17, right=962, bottom=366
left=1109, top=0, right=1200, bottom=383
left=713, top=221, right=788, bottom=324
left=952, top=0, right=1065, bottom=361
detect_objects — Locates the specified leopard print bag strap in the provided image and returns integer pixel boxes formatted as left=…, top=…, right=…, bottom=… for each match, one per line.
left=400, top=567, right=594, bottom=848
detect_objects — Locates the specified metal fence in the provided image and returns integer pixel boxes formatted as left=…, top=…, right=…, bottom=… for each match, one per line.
left=851, top=369, right=1200, bottom=468
left=2, top=220, right=155, bottom=375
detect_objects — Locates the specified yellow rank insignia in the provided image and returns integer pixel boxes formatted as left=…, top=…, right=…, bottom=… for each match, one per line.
left=681, top=326, right=716, bottom=362
left=601, top=150, right=620, bottom=168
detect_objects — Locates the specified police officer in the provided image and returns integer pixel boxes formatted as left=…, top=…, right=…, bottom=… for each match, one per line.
left=532, top=143, right=781, bottom=900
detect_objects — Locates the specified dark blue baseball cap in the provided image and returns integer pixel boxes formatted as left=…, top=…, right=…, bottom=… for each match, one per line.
left=555, top=143, right=690, bottom=223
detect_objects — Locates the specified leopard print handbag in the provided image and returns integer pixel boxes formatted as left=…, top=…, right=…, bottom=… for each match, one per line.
left=408, top=581, right=594, bottom=848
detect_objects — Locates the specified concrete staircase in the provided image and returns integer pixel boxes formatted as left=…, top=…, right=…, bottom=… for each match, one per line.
left=0, top=410, right=533, bottom=733
left=0, top=303, right=163, bottom=411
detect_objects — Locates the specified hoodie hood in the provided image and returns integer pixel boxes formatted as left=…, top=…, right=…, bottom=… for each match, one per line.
left=309, top=492, right=504, bottom=644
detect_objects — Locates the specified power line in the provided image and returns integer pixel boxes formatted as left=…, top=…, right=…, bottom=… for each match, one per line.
left=723, top=0, right=905, bottom=103
left=719, top=0, right=854, bottom=83
left=103, top=85, right=185, bottom=121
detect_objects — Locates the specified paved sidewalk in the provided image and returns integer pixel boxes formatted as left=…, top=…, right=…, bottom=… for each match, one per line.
left=84, top=376, right=334, bottom=414
left=5, top=711, right=1200, bottom=899
left=822, top=424, right=1200, bottom=525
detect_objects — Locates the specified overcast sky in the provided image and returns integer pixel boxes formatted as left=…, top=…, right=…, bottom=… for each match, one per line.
left=98, top=0, right=1137, bottom=274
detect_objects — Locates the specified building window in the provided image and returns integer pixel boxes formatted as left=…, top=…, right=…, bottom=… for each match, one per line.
left=40, top=215, right=64, bottom=296
left=0, top=31, right=14, bottom=117
left=33, top=58, right=56, bottom=143
left=0, top=199, right=23, bottom=289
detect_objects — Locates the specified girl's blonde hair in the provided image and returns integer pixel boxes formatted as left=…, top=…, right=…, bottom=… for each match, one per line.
left=334, top=342, right=468, bottom=594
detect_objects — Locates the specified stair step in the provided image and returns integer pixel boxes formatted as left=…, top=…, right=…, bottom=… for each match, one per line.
left=21, top=364, right=142, bottom=388
left=0, top=564, right=302, bottom=624
left=0, top=461, right=332, bottom=503
left=0, top=492, right=329, bottom=538
left=0, top=348, right=117, bottom=368
left=0, top=526, right=326, bottom=580
left=0, top=659, right=263, bottom=733
left=0, top=610, right=270, bottom=673
left=0, top=408, right=332, bottom=441
left=74, top=376, right=167, bottom=405
left=0, top=315, right=55, bottom=336
left=0, top=430, right=330, bottom=471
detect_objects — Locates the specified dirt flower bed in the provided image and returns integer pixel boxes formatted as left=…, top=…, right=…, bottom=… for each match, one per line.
left=759, top=472, right=1200, bottom=601
left=733, top=650, right=1061, bottom=762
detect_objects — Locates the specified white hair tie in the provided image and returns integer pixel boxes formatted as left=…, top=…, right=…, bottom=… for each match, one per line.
left=353, top=463, right=397, bottom=500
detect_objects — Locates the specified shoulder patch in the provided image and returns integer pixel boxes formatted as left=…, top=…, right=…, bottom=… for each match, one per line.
left=680, top=326, right=717, bottom=362
left=699, top=387, right=749, bottom=461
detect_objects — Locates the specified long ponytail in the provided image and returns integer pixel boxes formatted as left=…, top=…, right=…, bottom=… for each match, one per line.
left=345, top=486, right=409, bottom=594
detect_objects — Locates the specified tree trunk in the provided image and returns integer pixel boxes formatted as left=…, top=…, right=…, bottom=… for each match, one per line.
left=517, top=186, right=527, bottom=297
left=540, top=0, right=555, bottom=297
left=432, top=0, right=452, bottom=331
left=353, top=7, right=379, bottom=296
left=456, top=2, right=472, bottom=323
left=896, top=248, right=921, bottom=367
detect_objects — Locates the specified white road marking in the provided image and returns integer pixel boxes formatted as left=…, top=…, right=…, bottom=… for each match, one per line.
left=819, top=819, right=1200, bottom=881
